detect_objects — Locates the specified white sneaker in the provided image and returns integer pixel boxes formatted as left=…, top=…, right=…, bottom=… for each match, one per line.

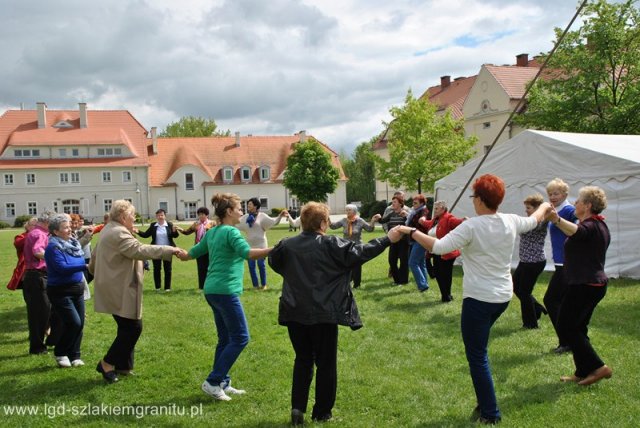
left=55, top=356, right=71, bottom=368
left=71, top=359, right=85, bottom=367
left=201, top=381, right=231, bottom=401
left=224, top=384, right=246, bottom=395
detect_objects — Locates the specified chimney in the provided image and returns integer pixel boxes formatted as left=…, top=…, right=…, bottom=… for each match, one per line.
left=151, top=127, right=158, bottom=154
left=36, top=102, right=47, bottom=128
left=79, top=102, right=88, bottom=128
left=516, top=53, right=529, bottom=67
left=235, top=131, right=241, bottom=147
left=440, top=75, right=451, bottom=88
left=299, top=130, right=307, bottom=143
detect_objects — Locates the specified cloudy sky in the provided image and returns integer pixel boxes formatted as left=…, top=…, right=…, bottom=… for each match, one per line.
left=0, top=0, right=584, bottom=155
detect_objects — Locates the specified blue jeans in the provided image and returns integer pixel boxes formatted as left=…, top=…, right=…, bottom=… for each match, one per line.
left=460, top=297, right=509, bottom=421
left=48, top=292, right=85, bottom=360
left=408, top=243, right=428, bottom=291
left=204, top=294, right=250, bottom=386
left=248, top=258, right=267, bottom=287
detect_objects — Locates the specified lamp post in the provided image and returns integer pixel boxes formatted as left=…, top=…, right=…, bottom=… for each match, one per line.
left=136, top=186, right=144, bottom=225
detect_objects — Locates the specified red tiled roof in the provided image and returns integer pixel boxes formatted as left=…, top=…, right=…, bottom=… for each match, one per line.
left=419, top=75, right=477, bottom=119
left=0, top=108, right=148, bottom=166
left=148, top=135, right=347, bottom=187
left=483, top=64, right=540, bottom=99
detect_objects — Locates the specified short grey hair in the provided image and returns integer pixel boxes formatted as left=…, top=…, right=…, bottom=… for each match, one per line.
left=434, top=200, right=448, bottom=211
left=48, top=213, right=71, bottom=234
left=345, top=204, right=358, bottom=213
left=110, top=200, right=135, bottom=224
left=37, top=209, right=56, bottom=224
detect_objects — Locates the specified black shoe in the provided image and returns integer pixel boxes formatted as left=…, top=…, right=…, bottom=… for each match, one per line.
left=479, top=416, right=502, bottom=425
left=29, top=348, right=48, bottom=355
left=291, top=409, right=304, bottom=426
left=311, top=412, right=332, bottom=422
left=551, top=345, right=571, bottom=354
left=442, top=295, right=454, bottom=302
left=96, top=361, right=119, bottom=383
left=535, top=303, right=548, bottom=320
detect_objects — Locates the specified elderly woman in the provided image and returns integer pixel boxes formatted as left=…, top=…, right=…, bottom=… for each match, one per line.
left=406, top=194, right=430, bottom=292
left=547, top=186, right=612, bottom=386
left=269, top=202, right=401, bottom=425
left=44, top=214, right=89, bottom=368
left=395, top=174, right=550, bottom=424
left=177, top=207, right=215, bottom=290
left=329, top=203, right=375, bottom=288
left=513, top=194, right=549, bottom=329
left=236, top=197, right=287, bottom=290
left=178, top=193, right=271, bottom=401
left=90, top=200, right=181, bottom=383
left=372, top=195, right=410, bottom=285
left=419, top=200, right=465, bottom=302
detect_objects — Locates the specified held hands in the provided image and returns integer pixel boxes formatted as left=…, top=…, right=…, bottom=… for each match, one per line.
left=371, top=214, right=381, bottom=222
left=173, top=248, right=190, bottom=261
left=387, top=226, right=403, bottom=243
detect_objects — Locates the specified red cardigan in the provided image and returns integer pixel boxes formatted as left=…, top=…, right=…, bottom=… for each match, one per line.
left=7, top=232, right=27, bottom=290
left=420, top=212, right=464, bottom=260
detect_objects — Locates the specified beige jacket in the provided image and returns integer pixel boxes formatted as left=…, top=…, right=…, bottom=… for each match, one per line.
left=89, top=221, right=174, bottom=319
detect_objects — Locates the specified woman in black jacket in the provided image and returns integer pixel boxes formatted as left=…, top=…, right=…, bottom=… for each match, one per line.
left=134, top=209, right=179, bottom=291
left=269, top=202, right=401, bottom=426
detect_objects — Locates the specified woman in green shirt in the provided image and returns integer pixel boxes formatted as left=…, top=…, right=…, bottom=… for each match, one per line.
left=179, top=193, right=271, bottom=401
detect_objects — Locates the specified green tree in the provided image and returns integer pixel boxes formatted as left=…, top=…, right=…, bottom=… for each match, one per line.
left=517, top=0, right=640, bottom=134
left=375, top=90, right=476, bottom=194
left=160, top=116, right=230, bottom=137
left=283, top=138, right=340, bottom=203
left=343, top=137, right=377, bottom=204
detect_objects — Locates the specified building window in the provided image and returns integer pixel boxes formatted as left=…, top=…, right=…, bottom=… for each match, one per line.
left=240, top=167, right=251, bottom=182
left=184, top=202, right=197, bottom=219
left=124, top=198, right=133, bottom=204
left=483, top=122, right=491, bottom=129
left=484, top=145, right=491, bottom=155
left=72, top=148, right=79, bottom=157
left=97, top=147, right=123, bottom=157
left=103, top=199, right=113, bottom=213
left=52, top=201, right=59, bottom=212
left=223, top=167, right=233, bottom=183
left=122, top=171, right=132, bottom=183
left=14, top=149, right=40, bottom=158
left=60, top=173, right=69, bottom=184
left=102, top=171, right=112, bottom=183
left=185, top=173, right=194, bottom=190
left=4, top=173, right=14, bottom=185
left=5, top=203, right=16, bottom=217
left=61, top=199, right=80, bottom=215
left=259, top=166, right=270, bottom=181
left=59, top=148, right=67, bottom=157
left=27, top=201, right=37, bottom=215
left=159, top=201, right=168, bottom=213
left=71, top=172, right=80, bottom=184
left=259, top=197, right=269, bottom=210
left=26, top=173, right=36, bottom=185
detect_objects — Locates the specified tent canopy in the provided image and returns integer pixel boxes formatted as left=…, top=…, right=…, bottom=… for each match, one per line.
left=435, top=130, right=640, bottom=279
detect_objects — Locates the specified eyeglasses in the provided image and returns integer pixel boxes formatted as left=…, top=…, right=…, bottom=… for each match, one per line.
left=469, top=194, right=478, bottom=199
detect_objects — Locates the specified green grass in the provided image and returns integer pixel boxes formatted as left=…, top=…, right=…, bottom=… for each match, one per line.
left=0, top=225, right=639, bottom=427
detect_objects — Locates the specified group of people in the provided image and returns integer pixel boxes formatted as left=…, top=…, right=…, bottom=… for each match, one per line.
left=9, top=173, right=613, bottom=426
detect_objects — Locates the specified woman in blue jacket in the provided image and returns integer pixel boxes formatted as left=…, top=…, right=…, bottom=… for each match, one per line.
left=45, top=214, right=88, bottom=368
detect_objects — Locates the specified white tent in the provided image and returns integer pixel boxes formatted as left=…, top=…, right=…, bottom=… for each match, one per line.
left=434, top=129, right=640, bottom=279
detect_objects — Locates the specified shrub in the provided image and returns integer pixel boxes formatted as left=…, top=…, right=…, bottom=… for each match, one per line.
left=360, top=200, right=388, bottom=218
left=0, top=221, right=11, bottom=229
left=270, top=207, right=285, bottom=217
left=13, top=215, right=33, bottom=228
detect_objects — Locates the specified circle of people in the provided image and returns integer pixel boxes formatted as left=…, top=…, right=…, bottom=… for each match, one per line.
left=9, top=175, right=611, bottom=426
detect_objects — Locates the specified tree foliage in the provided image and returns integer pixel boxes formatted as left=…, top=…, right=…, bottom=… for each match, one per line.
left=342, top=137, right=377, bottom=204
left=283, top=138, right=340, bottom=203
left=517, top=0, right=640, bottom=134
left=160, top=116, right=230, bottom=137
left=375, top=90, right=476, bottom=194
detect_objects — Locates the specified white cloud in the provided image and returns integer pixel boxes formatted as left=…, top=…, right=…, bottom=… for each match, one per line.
left=0, top=0, right=581, bottom=154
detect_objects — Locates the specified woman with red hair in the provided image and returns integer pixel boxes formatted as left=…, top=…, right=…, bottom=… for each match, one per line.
left=395, top=174, right=550, bottom=424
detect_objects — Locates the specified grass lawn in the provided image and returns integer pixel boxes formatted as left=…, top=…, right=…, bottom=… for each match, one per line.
left=0, top=225, right=639, bottom=427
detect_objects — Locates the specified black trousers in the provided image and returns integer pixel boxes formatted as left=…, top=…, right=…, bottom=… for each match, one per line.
left=388, top=239, right=409, bottom=284
left=557, top=284, right=607, bottom=378
left=432, top=255, right=455, bottom=301
left=22, top=270, right=51, bottom=354
left=104, top=315, right=143, bottom=370
left=196, top=254, right=209, bottom=290
left=544, top=266, right=569, bottom=346
left=152, top=259, right=173, bottom=290
left=287, top=323, right=338, bottom=419
left=513, top=261, right=546, bottom=328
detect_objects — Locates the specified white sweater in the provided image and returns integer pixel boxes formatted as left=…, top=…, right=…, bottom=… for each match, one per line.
left=236, top=212, right=283, bottom=248
left=432, top=213, right=537, bottom=303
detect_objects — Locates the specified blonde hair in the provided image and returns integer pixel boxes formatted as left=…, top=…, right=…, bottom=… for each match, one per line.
left=523, top=193, right=544, bottom=208
left=211, top=193, right=242, bottom=221
left=578, top=186, right=607, bottom=214
left=546, top=178, right=569, bottom=195
left=110, top=200, right=135, bottom=224
left=300, top=202, right=330, bottom=232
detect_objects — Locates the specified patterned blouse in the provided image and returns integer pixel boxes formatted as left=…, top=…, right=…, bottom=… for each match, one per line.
left=329, top=217, right=374, bottom=244
left=518, top=220, right=548, bottom=263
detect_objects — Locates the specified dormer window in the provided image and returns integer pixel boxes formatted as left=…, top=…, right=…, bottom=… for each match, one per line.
left=240, top=166, right=251, bottom=182
left=14, top=149, right=40, bottom=158
left=53, top=120, right=73, bottom=128
left=222, top=167, right=233, bottom=183
left=97, top=147, right=122, bottom=157
left=259, top=166, right=270, bottom=181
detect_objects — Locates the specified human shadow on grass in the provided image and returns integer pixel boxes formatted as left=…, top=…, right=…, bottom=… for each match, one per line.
left=0, top=306, right=28, bottom=340
left=0, top=375, right=110, bottom=406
